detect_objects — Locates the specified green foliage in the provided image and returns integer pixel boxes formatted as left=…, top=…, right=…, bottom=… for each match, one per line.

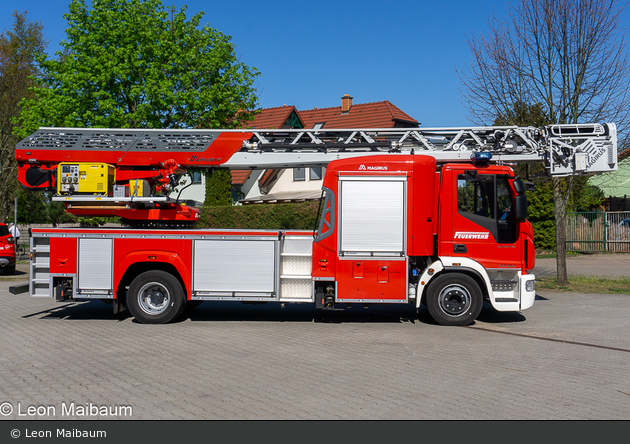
left=78, top=216, right=120, bottom=227
left=0, top=11, right=46, bottom=221
left=14, top=0, right=259, bottom=137
left=525, top=179, right=556, bottom=250
left=46, top=199, right=77, bottom=226
left=14, top=189, right=48, bottom=224
left=198, top=202, right=320, bottom=230
left=204, top=170, right=232, bottom=207
left=569, top=177, right=604, bottom=212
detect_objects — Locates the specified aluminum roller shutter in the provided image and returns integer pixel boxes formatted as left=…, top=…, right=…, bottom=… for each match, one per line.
left=339, top=177, right=406, bottom=255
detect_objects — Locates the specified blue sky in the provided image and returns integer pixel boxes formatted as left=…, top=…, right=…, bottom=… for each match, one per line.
left=2, top=0, right=519, bottom=127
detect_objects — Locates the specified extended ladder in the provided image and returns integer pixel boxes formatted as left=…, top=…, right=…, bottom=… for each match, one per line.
left=17, top=123, right=618, bottom=176
left=14, top=123, right=619, bottom=224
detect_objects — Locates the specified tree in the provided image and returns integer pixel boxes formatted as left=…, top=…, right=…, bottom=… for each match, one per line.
left=15, top=0, right=260, bottom=136
left=459, top=0, right=630, bottom=284
left=15, top=188, right=49, bottom=224
left=46, top=198, right=77, bottom=226
left=0, top=11, right=46, bottom=222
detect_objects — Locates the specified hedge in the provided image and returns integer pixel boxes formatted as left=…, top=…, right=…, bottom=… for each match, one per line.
left=197, top=202, right=321, bottom=230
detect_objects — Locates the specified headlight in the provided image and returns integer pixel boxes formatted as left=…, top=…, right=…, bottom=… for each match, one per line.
left=525, top=280, right=535, bottom=292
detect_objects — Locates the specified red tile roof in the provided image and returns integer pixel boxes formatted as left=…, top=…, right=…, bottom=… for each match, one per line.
left=234, top=98, right=418, bottom=186
left=299, top=100, right=418, bottom=129
left=231, top=170, right=251, bottom=185
left=243, top=105, right=303, bottom=129
left=259, top=169, right=280, bottom=188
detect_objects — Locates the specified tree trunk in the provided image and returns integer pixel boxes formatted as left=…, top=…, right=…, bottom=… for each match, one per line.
left=552, top=176, right=574, bottom=285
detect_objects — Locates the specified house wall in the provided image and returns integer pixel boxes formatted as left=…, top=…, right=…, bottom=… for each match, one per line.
left=238, top=170, right=264, bottom=203
left=267, top=167, right=325, bottom=194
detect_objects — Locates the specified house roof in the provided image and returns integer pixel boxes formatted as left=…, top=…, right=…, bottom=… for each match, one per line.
left=231, top=106, right=304, bottom=186
left=233, top=97, right=419, bottom=187
left=299, top=100, right=418, bottom=129
left=242, top=99, right=419, bottom=131
left=243, top=105, right=304, bottom=129
left=231, top=170, right=252, bottom=185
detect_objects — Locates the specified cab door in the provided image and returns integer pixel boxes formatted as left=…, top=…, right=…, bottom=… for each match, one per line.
left=446, top=170, right=522, bottom=270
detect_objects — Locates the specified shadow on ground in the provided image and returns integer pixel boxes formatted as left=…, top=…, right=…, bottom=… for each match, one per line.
left=23, top=299, right=536, bottom=326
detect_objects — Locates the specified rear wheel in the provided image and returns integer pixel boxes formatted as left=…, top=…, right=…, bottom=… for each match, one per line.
left=5, top=264, right=15, bottom=275
left=127, top=270, right=186, bottom=324
left=426, top=273, right=482, bottom=326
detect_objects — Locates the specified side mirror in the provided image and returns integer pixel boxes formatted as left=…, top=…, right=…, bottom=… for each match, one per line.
left=515, top=194, right=528, bottom=220
left=514, top=177, right=526, bottom=195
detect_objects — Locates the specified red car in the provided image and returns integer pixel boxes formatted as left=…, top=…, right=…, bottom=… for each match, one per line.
left=0, top=223, right=16, bottom=275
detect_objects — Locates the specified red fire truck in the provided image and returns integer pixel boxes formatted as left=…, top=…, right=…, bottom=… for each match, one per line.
left=14, top=124, right=618, bottom=325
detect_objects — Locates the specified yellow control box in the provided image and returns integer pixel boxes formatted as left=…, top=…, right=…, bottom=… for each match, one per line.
left=57, top=163, right=115, bottom=195
left=129, top=179, right=150, bottom=198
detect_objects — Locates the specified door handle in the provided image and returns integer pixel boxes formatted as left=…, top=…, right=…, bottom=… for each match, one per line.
left=454, top=244, right=467, bottom=253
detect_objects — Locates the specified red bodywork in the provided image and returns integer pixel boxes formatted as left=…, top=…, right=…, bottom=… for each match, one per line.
left=16, top=131, right=250, bottom=191
left=312, top=155, right=534, bottom=302
left=15, top=132, right=249, bottom=222
left=437, top=163, right=535, bottom=272
left=34, top=154, right=534, bottom=306
left=40, top=227, right=305, bottom=301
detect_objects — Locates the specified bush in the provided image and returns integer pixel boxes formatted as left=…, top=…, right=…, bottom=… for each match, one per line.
left=79, top=217, right=120, bottom=227
left=198, top=202, right=320, bottom=230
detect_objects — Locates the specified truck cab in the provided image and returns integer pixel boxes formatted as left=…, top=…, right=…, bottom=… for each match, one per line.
left=312, top=154, right=536, bottom=325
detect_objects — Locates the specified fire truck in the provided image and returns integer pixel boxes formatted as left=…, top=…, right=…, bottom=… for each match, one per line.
left=13, top=123, right=618, bottom=325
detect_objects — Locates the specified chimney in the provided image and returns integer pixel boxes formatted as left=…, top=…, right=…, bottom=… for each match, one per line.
left=341, top=94, right=353, bottom=113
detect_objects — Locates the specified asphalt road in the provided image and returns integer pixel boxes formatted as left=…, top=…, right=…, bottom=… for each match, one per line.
left=0, top=255, right=629, bottom=421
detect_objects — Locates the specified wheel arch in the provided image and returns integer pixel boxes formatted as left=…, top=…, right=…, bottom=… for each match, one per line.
left=116, top=261, right=188, bottom=304
left=441, top=267, right=489, bottom=298
left=417, top=257, right=492, bottom=308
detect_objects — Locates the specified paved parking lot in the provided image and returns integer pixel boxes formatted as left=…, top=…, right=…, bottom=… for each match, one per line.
left=0, top=258, right=629, bottom=421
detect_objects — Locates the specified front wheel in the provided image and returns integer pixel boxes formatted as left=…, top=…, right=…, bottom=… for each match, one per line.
left=426, top=273, right=482, bottom=326
left=127, top=270, right=186, bottom=324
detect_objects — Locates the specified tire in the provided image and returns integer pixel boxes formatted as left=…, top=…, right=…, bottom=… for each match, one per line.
left=5, top=264, right=15, bottom=275
left=426, top=273, right=483, bottom=326
left=127, top=270, right=186, bottom=324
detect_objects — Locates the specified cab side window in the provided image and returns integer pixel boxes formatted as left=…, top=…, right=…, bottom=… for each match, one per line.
left=457, top=174, right=495, bottom=219
left=456, top=173, right=516, bottom=243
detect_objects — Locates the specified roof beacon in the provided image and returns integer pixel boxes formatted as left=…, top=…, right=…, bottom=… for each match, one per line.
left=471, top=152, right=492, bottom=166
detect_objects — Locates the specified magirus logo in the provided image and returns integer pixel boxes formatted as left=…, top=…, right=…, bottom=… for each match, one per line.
left=189, top=154, right=221, bottom=162
left=358, top=164, right=387, bottom=171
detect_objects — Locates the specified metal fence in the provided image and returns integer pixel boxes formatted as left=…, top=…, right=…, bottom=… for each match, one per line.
left=566, top=211, right=630, bottom=252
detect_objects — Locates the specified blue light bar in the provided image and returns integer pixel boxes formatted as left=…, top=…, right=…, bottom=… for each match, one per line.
left=471, top=152, right=493, bottom=165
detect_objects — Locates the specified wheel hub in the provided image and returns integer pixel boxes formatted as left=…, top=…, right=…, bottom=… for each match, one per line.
left=438, top=284, right=471, bottom=317
left=138, top=283, right=171, bottom=315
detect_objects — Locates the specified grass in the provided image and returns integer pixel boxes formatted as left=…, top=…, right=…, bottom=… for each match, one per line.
left=537, top=275, right=630, bottom=294
left=535, top=250, right=584, bottom=259
left=534, top=250, right=630, bottom=294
